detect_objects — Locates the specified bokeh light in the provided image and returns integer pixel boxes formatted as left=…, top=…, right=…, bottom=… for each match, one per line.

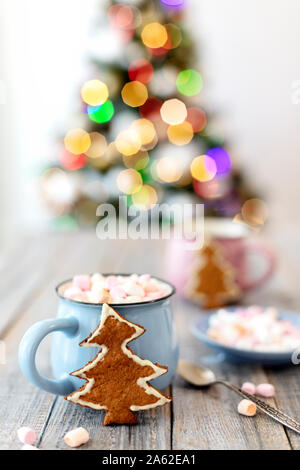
left=139, top=97, right=162, bottom=121
left=176, top=69, right=203, bottom=96
left=117, top=168, right=143, bottom=194
left=167, top=121, right=193, bottom=146
left=85, top=132, right=107, bottom=159
left=190, top=155, right=217, bottom=182
left=186, top=107, right=207, bottom=133
left=141, top=23, right=168, bottom=49
left=241, top=199, right=269, bottom=227
left=206, top=147, right=231, bottom=176
left=122, top=150, right=149, bottom=171
left=64, top=128, right=91, bottom=155
left=121, top=81, right=148, bottom=107
left=193, top=179, right=220, bottom=199
left=128, top=59, right=154, bottom=84
left=88, top=100, right=114, bottom=123
left=156, top=156, right=183, bottom=183
left=160, top=98, right=187, bottom=125
left=160, top=0, right=185, bottom=6
left=132, top=184, right=158, bottom=210
left=81, top=80, right=109, bottom=106
left=60, top=149, right=87, bottom=171
left=108, top=4, right=133, bottom=29
left=115, top=129, right=141, bottom=156
left=131, top=119, right=156, bottom=148
left=164, top=24, right=182, bottom=49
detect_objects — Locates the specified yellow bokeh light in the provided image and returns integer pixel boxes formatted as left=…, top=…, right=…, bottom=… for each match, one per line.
left=131, top=119, right=156, bottom=147
left=122, top=150, right=149, bottom=170
left=85, top=132, right=107, bottom=158
left=156, top=156, right=183, bottom=183
left=115, top=129, right=141, bottom=156
left=164, top=24, right=182, bottom=49
left=117, top=168, right=143, bottom=195
left=121, top=81, right=148, bottom=107
left=132, top=184, right=158, bottom=210
left=241, top=199, right=269, bottom=226
left=64, top=128, right=91, bottom=155
left=141, top=22, right=168, bottom=49
left=160, top=99, right=187, bottom=125
left=81, top=80, right=109, bottom=106
left=190, top=155, right=217, bottom=182
left=167, top=121, right=194, bottom=146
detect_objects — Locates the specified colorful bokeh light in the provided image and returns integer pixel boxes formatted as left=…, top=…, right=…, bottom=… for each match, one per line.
left=164, top=24, right=182, bottom=49
left=115, top=129, right=141, bottom=156
left=85, top=132, right=107, bottom=159
left=141, top=23, right=168, bottom=49
left=128, top=59, right=154, bottom=84
left=206, top=147, right=231, bottom=176
left=132, top=184, right=158, bottom=210
left=190, top=155, right=217, bottom=182
left=176, top=69, right=203, bottom=96
left=167, top=121, right=193, bottom=146
left=121, top=81, right=148, bottom=107
left=241, top=199, right=269, bottom=227
left=186, top=107, right=207, bottom=133
left=108, top=4, right=133, bottom=29
left=156, top=156, right=183, bottom=183
left=81, top=80, right=109, bottom=106
left=60, top=149, right=87, bottom=171
left=131, top=119, right=156, bottom=148
left=88, top=100, right=114, bottom=123
left=160, top=98, right=187, bottom=125
left=160, top=0, right=185, bottom=6
left=117, top=168, right=143, bottom=194
left=139, top=97, right=162, bottom=121
left=123, top=150, right=149, bottom=171
left=64, top=128, right=91, bottom=155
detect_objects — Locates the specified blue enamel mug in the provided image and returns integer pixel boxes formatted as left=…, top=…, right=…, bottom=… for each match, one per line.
left=19, top=276, right=178, bottom=394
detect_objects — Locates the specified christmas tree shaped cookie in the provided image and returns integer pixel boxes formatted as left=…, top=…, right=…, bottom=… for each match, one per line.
left=65, top=304, right=171, bottom=425
left=184, top=241, right=241, bottom=309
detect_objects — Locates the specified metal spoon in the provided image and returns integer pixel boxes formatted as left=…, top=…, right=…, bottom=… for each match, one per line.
left=177, top=359, right=300, bottom=434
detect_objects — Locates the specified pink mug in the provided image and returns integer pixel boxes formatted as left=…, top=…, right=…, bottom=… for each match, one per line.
left=165, top=218, right=276, bottom=302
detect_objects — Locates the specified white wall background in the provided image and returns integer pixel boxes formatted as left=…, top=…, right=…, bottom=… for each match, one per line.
left=0, top=0, right=300, bottom=244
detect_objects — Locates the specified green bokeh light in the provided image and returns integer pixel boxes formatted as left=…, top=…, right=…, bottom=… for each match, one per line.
left=88, top=100, right=114, bottom=123
left=176, top=69, right=203, bottom=96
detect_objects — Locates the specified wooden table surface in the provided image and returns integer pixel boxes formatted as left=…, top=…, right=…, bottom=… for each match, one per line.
left=1, top=229, right=300, bottom=450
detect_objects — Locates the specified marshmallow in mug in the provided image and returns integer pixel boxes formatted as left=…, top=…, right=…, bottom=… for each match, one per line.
left=63, top=273, right=172, bottom=304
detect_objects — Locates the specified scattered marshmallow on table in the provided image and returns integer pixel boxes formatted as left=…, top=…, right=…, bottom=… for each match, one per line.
left=64, top=427, right=89, bottom=448
left=256, top=383, right=275, bottom=398
left=17, top=427, right=36, bottom=445
left=21, top=444, right=39, bottom=450
left=62, top=273, right=171, bottom=305
left=237, top=399, right=257, bottom=417
left=241, top=382, right=256, bottom=395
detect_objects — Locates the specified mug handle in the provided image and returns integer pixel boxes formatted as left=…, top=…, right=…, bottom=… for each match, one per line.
left=19, top=317, right=79, bottom=396
left=240, top=241, right=276, bottom=292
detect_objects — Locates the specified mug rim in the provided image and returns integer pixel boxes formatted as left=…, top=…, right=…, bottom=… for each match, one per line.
left=55, top=273, right=176, bottom=308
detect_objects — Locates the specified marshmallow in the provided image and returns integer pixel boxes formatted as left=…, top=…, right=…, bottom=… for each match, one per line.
left=106, top=275, right=119, bottom=289
left=241, top=382, right=256, bottom=395
left=64, top=286, right=82, bottom=300
left=73, top=275, right=90, bottom=291
left=237, top=399, right=257, bottom=416
left=123, top=282, right=144, bottom=297
left=91, top=273, right=104, bottom=284
left=139, top=274, right=151, bottom=282
left=256, top=383, right=275, bottom=398
left=17, top=427, right=36, bottom=445
left=21, top=444, right=39, bottom=450
left=64, top=427, right=89, bottom=448
left=110, top=286, right=126, bottom=299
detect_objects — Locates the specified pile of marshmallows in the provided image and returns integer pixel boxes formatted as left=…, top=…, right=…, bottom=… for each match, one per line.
left=63, top=273, right=171, bottom=304
left=238, top=382, right=275, bottom=417
left=18, top=426, right=89, bottom=449
left=208, top=306, right=300, bottom=352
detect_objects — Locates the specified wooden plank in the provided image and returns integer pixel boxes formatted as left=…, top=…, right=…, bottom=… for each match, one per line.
left=171, top=297, right=291, bottom=450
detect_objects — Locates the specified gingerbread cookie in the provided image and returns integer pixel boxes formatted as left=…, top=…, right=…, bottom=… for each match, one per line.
left=184, top=241, right=241, bottom=309
left=65, top=303, right=171, bottom=425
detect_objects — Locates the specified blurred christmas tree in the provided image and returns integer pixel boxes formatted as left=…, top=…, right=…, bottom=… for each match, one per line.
left=41, top=0, right=258, bottom=229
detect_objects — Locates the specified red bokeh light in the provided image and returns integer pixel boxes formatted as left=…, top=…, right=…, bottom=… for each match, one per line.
left=186, top=107, right=207, bottom=133
left=128, top=59, right=154, bottom=84
left=60, top=149, right=87, bottom=171
left=139, top=97, right=162, bottom=122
